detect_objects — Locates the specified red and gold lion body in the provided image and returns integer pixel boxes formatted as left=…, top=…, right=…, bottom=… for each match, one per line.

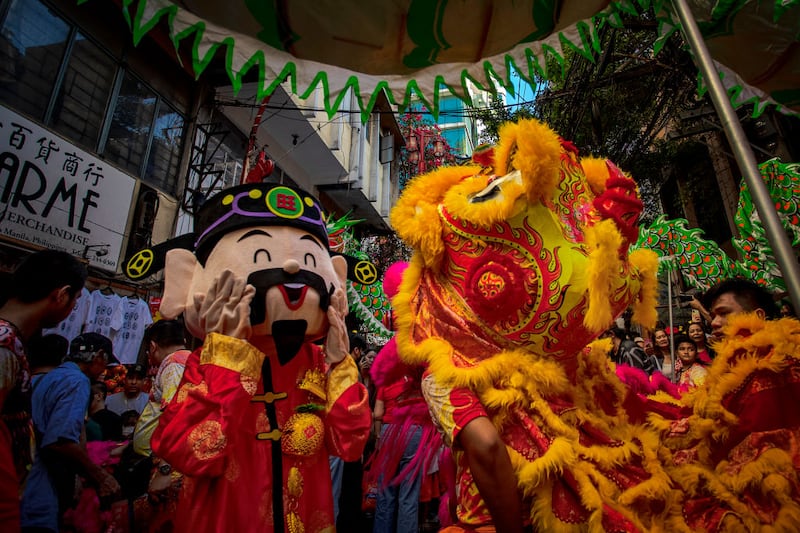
left=389, top=120, right=800, bottom=532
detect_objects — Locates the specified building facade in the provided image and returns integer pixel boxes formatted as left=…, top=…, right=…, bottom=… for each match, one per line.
left=0, top=0, right=402, bottom=289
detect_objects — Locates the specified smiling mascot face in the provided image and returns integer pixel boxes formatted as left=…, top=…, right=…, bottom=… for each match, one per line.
left=391, top=119, right=659, bottom=365
left=158, top=183, right=348, bottom=355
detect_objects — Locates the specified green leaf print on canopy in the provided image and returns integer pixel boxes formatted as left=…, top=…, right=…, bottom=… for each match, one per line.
left=108, top=0, right=800, bottom=120
left=634, top=215, right=739, bottom=291
left=733, top=159, right=800, bottom=293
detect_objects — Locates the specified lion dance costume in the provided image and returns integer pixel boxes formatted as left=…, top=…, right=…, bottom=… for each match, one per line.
left=388, top=119, right=800, bottom=531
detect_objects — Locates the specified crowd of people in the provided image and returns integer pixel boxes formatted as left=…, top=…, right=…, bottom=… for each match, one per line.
left=606, top=295, right=722, bottom=392
left=607, top=281, right=794, bottom=401
left=1, top=248, right=798, bottom=532
left=0, top=251, right=194, bottom=531
left=0, top=251, right=441, bottom=533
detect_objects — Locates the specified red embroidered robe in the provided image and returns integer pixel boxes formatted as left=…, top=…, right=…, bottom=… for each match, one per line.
left=153, top=333, right=370, bottom=533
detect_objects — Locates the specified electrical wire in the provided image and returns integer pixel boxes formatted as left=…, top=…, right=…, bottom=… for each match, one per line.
left=213, top=95, right=539, bottom=122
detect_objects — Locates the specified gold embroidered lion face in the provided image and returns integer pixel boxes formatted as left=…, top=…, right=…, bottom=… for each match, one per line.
left=391, top=119, right=657, bottom=361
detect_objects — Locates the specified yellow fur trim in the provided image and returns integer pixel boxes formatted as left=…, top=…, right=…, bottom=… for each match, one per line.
left=717, top=448, right=795, bottom=494
left=397, top=285, right=680, bottom=530
left=392, top=262, right=430, bottom=367
left=514, top=438, right=574, bottom=493
left=650, top=314, right=800, bottom=530
left=494, top=120, right=564, bottom=203
left=580, top=156, right=610, bottom=196
left=687, top=314, right=800, bottom=441
left=583, top=219, right=624, bottom=332
left=629, top=249, right=659, bottom=329
left=390, top=165, right=480, bottom=269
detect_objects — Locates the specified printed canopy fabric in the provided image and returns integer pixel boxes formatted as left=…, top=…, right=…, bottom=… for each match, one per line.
left=111, top=0, right=800, bottom=119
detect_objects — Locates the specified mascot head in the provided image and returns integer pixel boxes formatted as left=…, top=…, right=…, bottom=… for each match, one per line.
left=391, top=119, right=658, bottom=364
left=158, top=182, right=348, bottom=358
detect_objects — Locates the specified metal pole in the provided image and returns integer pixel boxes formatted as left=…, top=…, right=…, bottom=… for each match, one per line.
left=666, top=258, right=676, bottom=382
left=671, top=0, right=800, bottom=312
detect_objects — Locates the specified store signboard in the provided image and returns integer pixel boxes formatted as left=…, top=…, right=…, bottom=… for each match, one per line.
left=0, top=105, right=136, bottom=271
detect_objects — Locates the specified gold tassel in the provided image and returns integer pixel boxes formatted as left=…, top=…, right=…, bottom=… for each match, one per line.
left=583, top=219, right=623, bottom=332
left=629, top=248, right=659, bottom=329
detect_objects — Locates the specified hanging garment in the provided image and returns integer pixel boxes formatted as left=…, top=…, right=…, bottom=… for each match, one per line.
left=112, top=297, right=153, bottom=364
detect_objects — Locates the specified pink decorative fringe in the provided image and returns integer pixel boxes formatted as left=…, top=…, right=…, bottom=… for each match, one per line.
left=366, top=338, right=443, bottom=491
left=62, top=441, right=120, bottom=533
left=383, top=261, right=409, bottom=299
left=365, top=415, right=443, bottom=490
left=615, top=364, right=680, bottom=399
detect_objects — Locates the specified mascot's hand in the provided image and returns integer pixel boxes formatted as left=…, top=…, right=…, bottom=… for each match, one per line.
left=324, top=288, right=349, bottom=365
left=192, top=269, right=256, bottom=339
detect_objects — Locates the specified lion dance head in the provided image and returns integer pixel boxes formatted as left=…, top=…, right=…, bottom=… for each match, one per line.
left=391, top=119, right=658, bottom=368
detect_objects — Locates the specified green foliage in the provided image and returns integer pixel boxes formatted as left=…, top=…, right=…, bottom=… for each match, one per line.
left=471, top=93, right=537, bottom=145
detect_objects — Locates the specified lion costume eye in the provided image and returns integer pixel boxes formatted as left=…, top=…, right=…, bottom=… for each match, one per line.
left=467, top=171, right=519, bottom=205
left=469, top=183, right=501, bottom=203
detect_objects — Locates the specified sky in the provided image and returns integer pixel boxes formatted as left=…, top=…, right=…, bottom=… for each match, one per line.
left=504, top=71, right=540, bottom=110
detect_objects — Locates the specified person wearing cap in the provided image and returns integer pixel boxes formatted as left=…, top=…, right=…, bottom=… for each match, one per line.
left=105, top=363, right=149, bottom=416
left=0, top=250, right=87, bottom=529
left=20, top=332, right=121, bottom=532
left=149, top=182, right=371, bottom=532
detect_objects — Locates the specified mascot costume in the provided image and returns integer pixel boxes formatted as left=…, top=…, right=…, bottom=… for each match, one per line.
left=389, top=118, right=800, bottom=531
left=148, top=182, right=371, bottom=533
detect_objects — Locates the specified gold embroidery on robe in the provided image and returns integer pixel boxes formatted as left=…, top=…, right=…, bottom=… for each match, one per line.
left=188, top=420, right=227, bottom=460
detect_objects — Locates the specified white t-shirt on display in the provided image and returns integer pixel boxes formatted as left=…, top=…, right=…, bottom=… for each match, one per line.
left=84, top=291, right=124, bottom=340
left=112, top=298, right=154, bottom=365
left=43, top=287, right=91, bottom=342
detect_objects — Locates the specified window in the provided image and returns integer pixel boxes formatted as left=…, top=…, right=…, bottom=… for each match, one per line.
left=50, top=32, right=116, bottom=151
left=0, top=0, right=187, bottom=195
left=0, top=0, right=69, bottom=121
left=442, top=128, right=466, bottom=156
left=145, top=102, right=184, bottom=192
left=104, top=72, right=157, bottom=176
left=438, top=97, right=466, bottom=126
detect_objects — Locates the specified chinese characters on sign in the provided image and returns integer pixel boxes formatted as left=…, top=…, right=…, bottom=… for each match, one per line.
left=0, top=105, right=136, bottom=271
